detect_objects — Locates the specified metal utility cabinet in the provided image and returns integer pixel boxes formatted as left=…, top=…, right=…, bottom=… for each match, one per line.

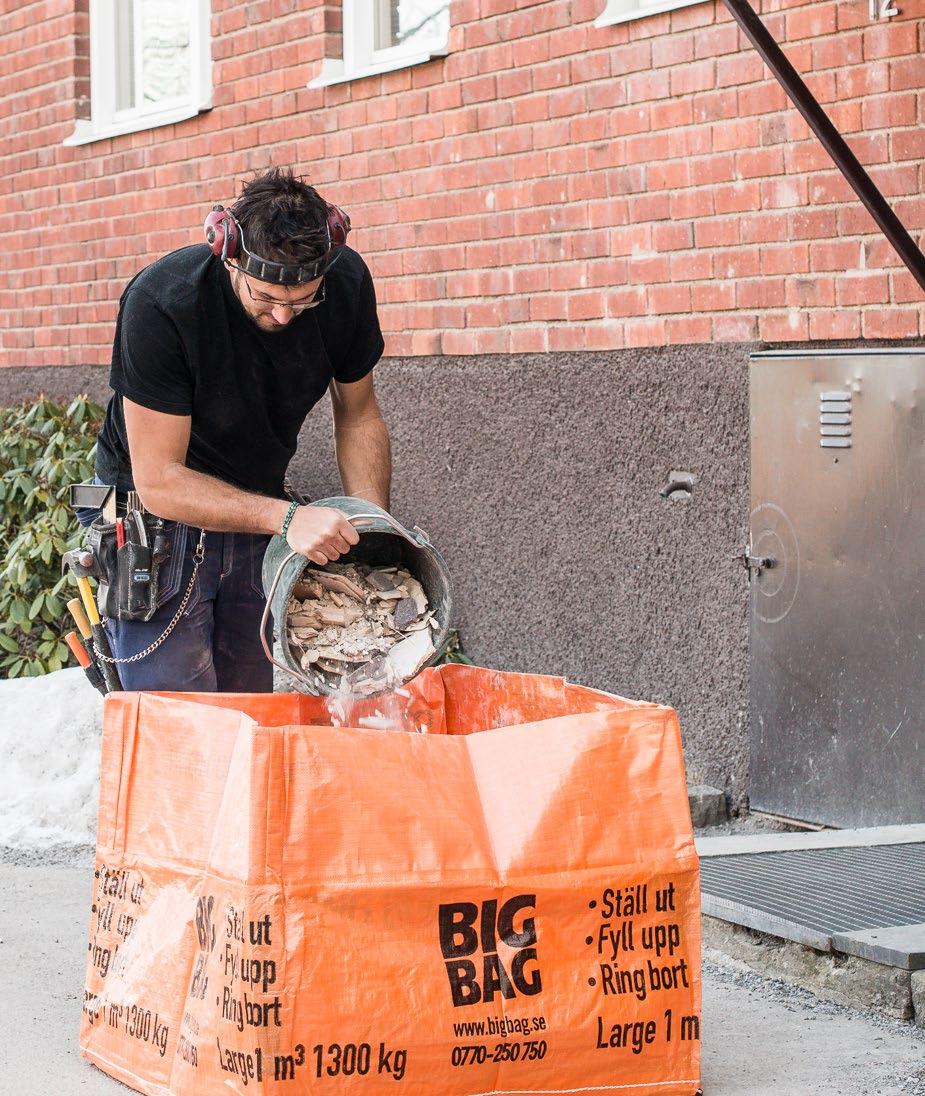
left=749, top=349, right=925, bottom=828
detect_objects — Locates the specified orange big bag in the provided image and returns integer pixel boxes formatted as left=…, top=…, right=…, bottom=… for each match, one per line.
left=81, top=665, right=701, bottom=1095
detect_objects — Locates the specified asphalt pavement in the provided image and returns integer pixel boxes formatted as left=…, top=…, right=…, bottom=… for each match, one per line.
left=1, top=854, right=923, bottom=1096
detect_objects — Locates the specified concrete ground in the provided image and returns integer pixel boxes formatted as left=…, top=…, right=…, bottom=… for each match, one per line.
left=1, top=852, right=923, bottom=1096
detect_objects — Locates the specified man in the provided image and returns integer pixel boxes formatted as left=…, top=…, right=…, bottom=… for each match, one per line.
left=92, top=167, right=391, bottom=692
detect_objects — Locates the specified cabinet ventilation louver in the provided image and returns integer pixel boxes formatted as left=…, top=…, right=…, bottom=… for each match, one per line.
left=819, top=390, right=852, bottom=448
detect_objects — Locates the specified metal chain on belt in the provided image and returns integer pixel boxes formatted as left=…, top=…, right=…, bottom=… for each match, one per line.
left=93, top=530, right=206, bottom=666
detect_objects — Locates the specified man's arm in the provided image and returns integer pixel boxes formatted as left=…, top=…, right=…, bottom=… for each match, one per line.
left=330, top=374, right=392, bottom=511
left=124, top=399, right=359, bottom=565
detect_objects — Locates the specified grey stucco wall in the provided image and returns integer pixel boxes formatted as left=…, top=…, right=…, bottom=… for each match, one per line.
left=2, top=346, right=753, bottom=801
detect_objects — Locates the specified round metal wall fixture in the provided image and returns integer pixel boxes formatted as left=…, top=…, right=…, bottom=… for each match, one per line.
left=750, top=502, right=800, bottom=624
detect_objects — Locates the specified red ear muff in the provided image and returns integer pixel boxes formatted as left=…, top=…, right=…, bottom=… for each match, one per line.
left=326, top=203, right=351, bottom=248
left=204, top=204, right=240, bottom=261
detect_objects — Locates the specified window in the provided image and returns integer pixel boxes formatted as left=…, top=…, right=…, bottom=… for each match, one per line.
left=65, top=0, right=211, bottom=146
left=311, top=1, right=450, bottom=88
left=595, top=0, right=705, bottom=27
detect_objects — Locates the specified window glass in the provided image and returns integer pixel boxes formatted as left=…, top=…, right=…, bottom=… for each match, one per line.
left=374, top=0, right=450, bottom=53
left=140, top=0, right=191, bottom=107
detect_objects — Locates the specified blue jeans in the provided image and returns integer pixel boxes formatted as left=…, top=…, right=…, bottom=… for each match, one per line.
left=77, top=501, right=273, bottom=692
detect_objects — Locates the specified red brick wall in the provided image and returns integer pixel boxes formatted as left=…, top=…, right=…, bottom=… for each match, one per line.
left=1, top=0, right=923, bottom=366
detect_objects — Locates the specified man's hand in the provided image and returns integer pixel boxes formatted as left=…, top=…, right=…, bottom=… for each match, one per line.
left=286, top=506, right=360, bottom=565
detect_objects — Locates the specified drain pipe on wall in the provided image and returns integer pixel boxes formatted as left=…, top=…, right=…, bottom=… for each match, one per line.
left=723, top=0, right=925, bottom=296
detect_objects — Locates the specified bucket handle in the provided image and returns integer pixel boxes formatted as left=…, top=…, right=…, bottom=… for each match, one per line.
left=259, top=510, right=430, bottom=689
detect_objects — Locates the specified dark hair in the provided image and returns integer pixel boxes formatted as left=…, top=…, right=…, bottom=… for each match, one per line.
left=233, top=167, right=330, bottom=265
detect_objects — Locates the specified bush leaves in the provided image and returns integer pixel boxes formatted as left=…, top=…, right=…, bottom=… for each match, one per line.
left=0, top=396, right=103, bottom=677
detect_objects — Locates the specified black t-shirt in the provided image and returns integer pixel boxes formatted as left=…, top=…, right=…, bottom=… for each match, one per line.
left=96, top=243, right=384, bottom=496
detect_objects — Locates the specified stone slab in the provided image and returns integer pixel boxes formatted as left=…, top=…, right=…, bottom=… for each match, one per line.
left=697, top=823, right=925, bottom=859
left=831, top=924, right=925, bottom=972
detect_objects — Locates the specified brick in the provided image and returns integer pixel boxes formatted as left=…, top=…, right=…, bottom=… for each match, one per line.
left=890, top=270, right=924, bottom=304
left=890, top=56, right=925, bottom=91
left=670, top=59, right=716, bottom=96
left=761, top=176, right=808, bottom=209
left=738, top=81, right=788, bottom=117
left=624, top=317, right=666, bottom=348
left=670, top=250, right=712, bottom=281
left=758, top=242, right=811, bottom=276
left=652, top=32, right=694, bottom=68
left=670, top=189, right=714, bottom=219
left=694, top=23, right=740, bottom=59
left=863, top=21, right=918, bottom=60
left=813, top=32, right=863, bottom=70
left=653, top=222, right=693, bottom=251
left=862, top=92, right=917, bottom=129
left=837, top=273, right=891, bottom=306
left=759, top=311, right=808, bottom=341
left=618, top=70, right=666, bottom=105
left=648, top=282, right=691, bottom=313
left=787, top=275, right=836, bottom=308
left=862, top=309, right=918, bottom=339
left=666, top=315, right=713, bottom=343
left=736, top=147, right=785, bottom=178
left=893, top=129, right=925, bottom=161
left=808, top=171, right=855, bottom=205
left=741, top=212, right=790, bottom=244
left=786, top=2, right=837, bottom=39
left=692, top=281, right=736, bottom=311
left=809, top=311, right=861, bottom=340
left=737, top=278, right=786, bottom=309
left=810, top=240, right=864, bottom=274
left=713, top=249, right=760, bottom=279
left=837, top=63, right=889, bottom=99
left=714, top=181, right=762, bottom=214
left=694, top=217, right=740, bottom=248
left=606, top=286, right=647, bottom=318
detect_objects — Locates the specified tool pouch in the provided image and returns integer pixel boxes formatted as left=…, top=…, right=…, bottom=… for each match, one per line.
left=85, top=516, right=173, bottom=622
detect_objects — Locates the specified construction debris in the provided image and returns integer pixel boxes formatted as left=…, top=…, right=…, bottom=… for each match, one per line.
left=285, top=562, right=437, bottom=695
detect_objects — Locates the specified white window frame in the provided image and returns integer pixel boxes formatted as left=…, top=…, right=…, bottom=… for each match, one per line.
left=311, top=1, right=449, bottom=89
left=595, top=0, right=706, bottom=27
left=65, top=0, right=212, bottom=147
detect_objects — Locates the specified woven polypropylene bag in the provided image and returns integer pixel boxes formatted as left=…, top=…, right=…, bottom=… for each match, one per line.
left=81, top=665, right=701, bottom=1095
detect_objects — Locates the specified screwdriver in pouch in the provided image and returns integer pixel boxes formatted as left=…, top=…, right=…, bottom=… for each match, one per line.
left=64, top=631, right=107, bottom=696
left=75, top=575, right=122, bottom=693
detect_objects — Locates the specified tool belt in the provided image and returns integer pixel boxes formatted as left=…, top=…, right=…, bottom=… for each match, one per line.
left=67, top=483, right=174, bottom=623
left=85, top=513, right=172, bottom=622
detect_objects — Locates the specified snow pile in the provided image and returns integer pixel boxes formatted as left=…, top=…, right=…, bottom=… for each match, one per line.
left=0, top=667, right=103, bottom=849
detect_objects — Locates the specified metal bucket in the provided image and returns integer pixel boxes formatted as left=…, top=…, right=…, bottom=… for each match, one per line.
left=260, top=496, right=453, bottom=695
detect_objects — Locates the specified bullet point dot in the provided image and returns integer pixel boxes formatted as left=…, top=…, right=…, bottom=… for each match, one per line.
left=88, top=943, right=92, bottom=951
left=585, top=935, right=593, bottom=945
left=588, top=977, right=596, bottom=987
left=91, top=905, right=96, bottom=913
left=588, top=900, right=597, bottom=910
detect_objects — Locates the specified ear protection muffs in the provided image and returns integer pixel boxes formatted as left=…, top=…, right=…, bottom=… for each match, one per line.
left=204, top=204, right=240, bottom=261
left=203, top=201, right=352, bottom=284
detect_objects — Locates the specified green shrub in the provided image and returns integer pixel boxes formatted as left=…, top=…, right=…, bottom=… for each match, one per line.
left=436, top=628, right=474, bottom=666
left=0, top=396, right=103, bottom=677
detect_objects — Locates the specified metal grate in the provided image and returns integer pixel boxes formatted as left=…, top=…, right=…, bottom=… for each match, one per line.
left=700, top=843, right=925, bottom=967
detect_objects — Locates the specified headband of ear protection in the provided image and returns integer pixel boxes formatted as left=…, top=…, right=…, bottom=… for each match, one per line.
left=203, top=202, right=351, bottom=285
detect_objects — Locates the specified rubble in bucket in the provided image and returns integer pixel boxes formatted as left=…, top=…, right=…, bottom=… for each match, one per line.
left=285, top=561, right=436, bottom=694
